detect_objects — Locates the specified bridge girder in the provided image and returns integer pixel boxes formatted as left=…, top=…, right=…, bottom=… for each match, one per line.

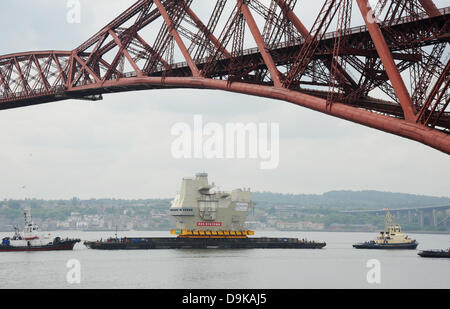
left=0, top=0, right=449, bottom=154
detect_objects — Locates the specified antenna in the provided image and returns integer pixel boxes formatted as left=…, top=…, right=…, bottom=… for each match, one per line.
left=385, top=210, right=393, bottom=232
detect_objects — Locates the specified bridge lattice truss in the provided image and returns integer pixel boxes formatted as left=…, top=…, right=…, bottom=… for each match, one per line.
left=0, top=0, right=449, bottom=153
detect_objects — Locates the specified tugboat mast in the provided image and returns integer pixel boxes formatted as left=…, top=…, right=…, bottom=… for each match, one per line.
left=385, top=210, right=394, bottom=232
left=23, top=208, right=40, bottom=237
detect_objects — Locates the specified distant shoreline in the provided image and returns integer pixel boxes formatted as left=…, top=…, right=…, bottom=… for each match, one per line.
left=1, top=229, right=449, bottom=235
left=263, top=229, right=450, bottom=235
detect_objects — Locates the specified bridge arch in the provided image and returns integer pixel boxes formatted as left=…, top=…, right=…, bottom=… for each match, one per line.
left=0, top=0, right=448, bottom=154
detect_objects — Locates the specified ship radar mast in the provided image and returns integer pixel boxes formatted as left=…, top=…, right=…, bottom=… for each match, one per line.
left=385, top=210, right=402, bottom=234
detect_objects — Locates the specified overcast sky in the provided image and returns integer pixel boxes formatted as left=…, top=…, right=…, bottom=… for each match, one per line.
left=0, top=0, right=449, bottom=199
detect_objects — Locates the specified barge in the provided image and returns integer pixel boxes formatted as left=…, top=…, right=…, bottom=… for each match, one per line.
left=84, top=237, right=326, bottom=250
left=418, top=248, right=450, bottom=258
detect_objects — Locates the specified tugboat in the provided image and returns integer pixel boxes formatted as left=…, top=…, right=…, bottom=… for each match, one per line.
left=0, top=209, right=80, bottom=252
left=418, top=246, right=450, bottom=258
left=353, top=210, right=418, bottom=249
left=85, top=173, right=326, bottom=250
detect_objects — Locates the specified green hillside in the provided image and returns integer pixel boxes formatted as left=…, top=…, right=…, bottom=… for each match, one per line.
left=253, top=190, right=450, bottom=210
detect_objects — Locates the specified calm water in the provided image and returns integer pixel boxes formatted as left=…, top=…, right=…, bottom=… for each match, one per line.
left=0, top=230, right=449, bottom=289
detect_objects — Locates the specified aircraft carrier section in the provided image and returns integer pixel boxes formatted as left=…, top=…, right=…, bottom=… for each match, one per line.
left=84, top=173, right=326, bottom=250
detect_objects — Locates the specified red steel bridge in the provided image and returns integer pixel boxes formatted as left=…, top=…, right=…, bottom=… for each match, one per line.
left=0, top=0, right=449, bottom=153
